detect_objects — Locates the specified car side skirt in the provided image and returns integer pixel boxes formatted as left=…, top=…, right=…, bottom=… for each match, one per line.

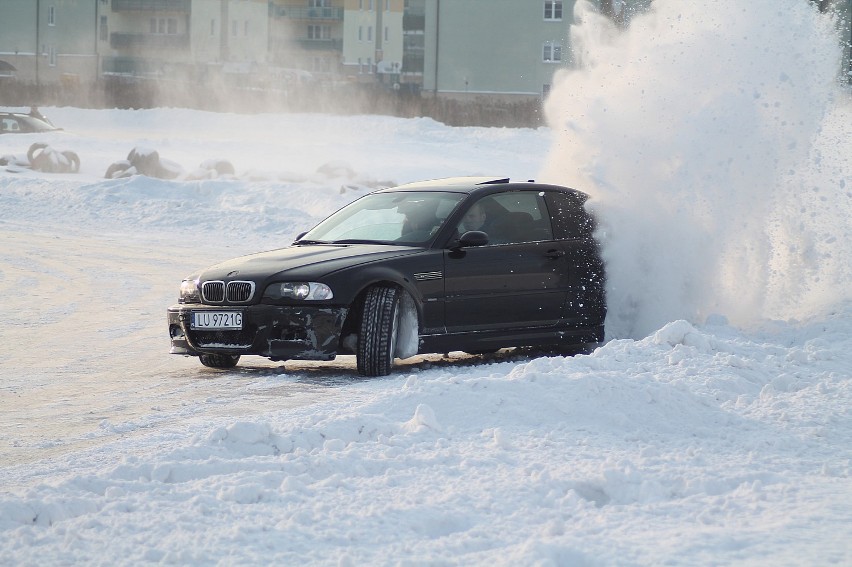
left=418, top=324, right=605, bottom=355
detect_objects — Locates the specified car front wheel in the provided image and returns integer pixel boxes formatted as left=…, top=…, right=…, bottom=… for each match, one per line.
left=357, top=285, right=400, bottom=377
left=199, top=353, right=240, bottom=369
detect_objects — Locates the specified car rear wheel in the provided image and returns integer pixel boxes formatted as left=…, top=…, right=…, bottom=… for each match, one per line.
left=357, top=285, right=400, bottom=377
left=199, top=353, right=240, bottom=369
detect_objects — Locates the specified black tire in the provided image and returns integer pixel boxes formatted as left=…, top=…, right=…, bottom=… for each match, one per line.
left=61, top=151, right=80, bottom=173
left=127, top=147, right=160, bottom=176
left=27, top=142, right=48, bottom=165
left=199, top=353, right=240, bottom=369
left=105, top=160, right=132, bottom=179
left=357, top=286, right=401, bottom=377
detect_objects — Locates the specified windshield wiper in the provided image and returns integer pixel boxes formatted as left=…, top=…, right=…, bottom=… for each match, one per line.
left=293, top=239, right=329, bottom=245
left=330, top=239, right=388, bottom=245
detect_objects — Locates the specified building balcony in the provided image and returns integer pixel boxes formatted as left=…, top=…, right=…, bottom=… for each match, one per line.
left=274, top=6, right=343, bottom=21
left=402, top=53, right=423, bottom=72
left=102, top=56, right=151, bottom=76
left=110, top=32, right=190, bottom=50
left=403, top=13, right=425, bottom=31
left=112, top=0, right=191, bottom=10
left=403, top=37, right=424, bottom=50
left=111, top=0, right=190, bottom=12
left=295, top=38, right=343, bottom=51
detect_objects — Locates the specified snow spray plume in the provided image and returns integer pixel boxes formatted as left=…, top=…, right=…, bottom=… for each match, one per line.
left=541, top=0, right=852, bottom=339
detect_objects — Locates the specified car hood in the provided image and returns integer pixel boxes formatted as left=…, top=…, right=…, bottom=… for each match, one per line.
left=197, top=243, right=422, bottom=282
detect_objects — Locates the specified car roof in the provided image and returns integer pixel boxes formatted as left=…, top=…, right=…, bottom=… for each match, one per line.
left=380, top=176, right=588, bottom=199
left=0, top=112, right=37, bottom=119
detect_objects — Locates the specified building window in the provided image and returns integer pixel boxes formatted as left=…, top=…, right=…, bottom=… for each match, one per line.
left=543, top=42, right=562, bottom=62
left=150, top=17, right=177, bottom=35
left=358, top=26, right=363, bottom=41
left=542, top=84, right=552, bottom=97
left=544, top=1, right=563, bottom=21
left=308, top=25, right=331, bottom=40
left=48, top=6, right=56, bottom=26
left=359, top=0, right=363, bottom=10
left=48, top=45, right=57, bottom=66
left=368, top=26, right=373, bottom=41
left=369, top=0, right=374, bottom=11
left=384, top=26, right=388, bottom=41
left=99, top=16, right=108, bottom=42
left=210, top=19, right=216, bottom=36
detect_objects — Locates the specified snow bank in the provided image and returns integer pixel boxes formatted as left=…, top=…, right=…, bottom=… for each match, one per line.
left=1, top=308, right=850, bottom=564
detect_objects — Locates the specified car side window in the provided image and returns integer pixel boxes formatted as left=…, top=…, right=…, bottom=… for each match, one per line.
left=457, top=192, right=553, bottom=245
left=2, top=117, right=20, bottom=132
left=544, top=191, right=595, bottom=239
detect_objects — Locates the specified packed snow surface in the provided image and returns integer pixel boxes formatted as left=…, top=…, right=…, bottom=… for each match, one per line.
left=1, top=0, right=851, bottom=564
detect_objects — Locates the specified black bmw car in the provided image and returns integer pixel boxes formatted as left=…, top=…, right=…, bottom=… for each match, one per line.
left=167, top=177, right=606, bottom=376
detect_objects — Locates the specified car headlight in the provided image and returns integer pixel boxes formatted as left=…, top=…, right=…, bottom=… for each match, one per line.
left=264, top=282, right=334, bottom=301
left=179, top=278, right=201, bottom=303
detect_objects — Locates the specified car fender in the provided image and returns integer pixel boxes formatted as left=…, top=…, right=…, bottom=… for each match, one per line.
left=331, top=264, right=426, bottom=319
left=352, top=266, right=423, bottom=303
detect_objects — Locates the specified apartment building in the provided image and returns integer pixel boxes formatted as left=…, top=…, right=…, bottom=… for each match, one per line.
left=341, top=0, right=403, bottom=83
left=401, top=0, right=425, bottom=91
left=268, top=0, right=344, bottom=81
left=1, top=1, right=848, bottom=101
left=268, top=0, right=403, bottom=84
left=421, top=0, right=576, bottom=100
left=101, top=0, right=269, bottom=84
left=0, top=0, right=583, bottom=97
left=0, top=0, right=99, bottom=86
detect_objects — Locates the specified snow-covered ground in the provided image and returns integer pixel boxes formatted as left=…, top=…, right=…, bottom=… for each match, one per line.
left=1, top=0, right=851, bottom=564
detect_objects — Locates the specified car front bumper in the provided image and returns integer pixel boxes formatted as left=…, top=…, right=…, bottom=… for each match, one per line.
left=167, top=304, right=349, bottom=361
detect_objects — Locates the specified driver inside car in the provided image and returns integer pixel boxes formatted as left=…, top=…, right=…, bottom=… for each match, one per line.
left=460, top=202, right=491, bottom=233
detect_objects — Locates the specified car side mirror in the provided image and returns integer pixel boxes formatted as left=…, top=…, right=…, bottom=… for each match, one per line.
left=457, top=230, right=489, bottom=248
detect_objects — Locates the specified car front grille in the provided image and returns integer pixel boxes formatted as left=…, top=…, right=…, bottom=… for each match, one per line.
left=201, top=280, right=256, bottom=304
left=202, top=281, right=225, bottom=302
left=228, top=281, right=254, bottom=302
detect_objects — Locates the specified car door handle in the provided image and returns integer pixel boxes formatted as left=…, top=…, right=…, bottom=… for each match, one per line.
left=544, top=249, right=565, bottom=259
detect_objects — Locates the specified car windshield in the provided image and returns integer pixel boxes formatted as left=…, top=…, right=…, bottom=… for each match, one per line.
left=299, top=191, right=466, bottom=245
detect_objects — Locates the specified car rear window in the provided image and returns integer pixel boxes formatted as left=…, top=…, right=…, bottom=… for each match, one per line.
left=545, top=191, right=596, bottom=239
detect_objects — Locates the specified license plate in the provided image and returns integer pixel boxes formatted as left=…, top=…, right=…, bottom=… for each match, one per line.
left=191, top=311, right=243, bottom=330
